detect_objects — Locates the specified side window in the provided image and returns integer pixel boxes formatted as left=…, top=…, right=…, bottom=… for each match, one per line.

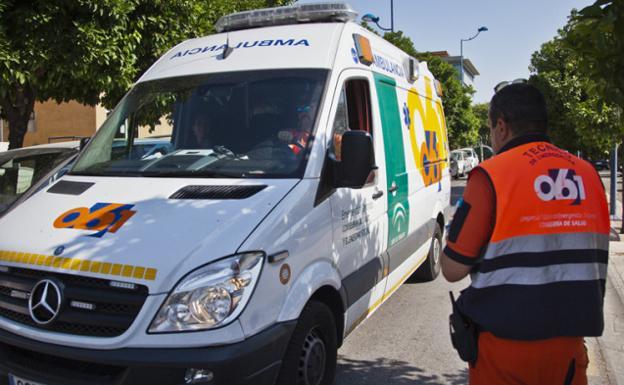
left=330, top=78, right=372, bottom=160
left=330, top=88, right=348, bottom=160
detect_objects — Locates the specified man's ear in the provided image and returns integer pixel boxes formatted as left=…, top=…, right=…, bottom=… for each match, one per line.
left=497, top=118, right=513, bottom=142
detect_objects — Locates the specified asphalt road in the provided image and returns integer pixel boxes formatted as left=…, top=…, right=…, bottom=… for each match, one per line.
left=335, top=276, right=468, bottom=385
left=335, top=175, right=612, bottom=385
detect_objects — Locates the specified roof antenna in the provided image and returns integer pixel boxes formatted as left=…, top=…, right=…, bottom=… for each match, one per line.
left=220, top=34, right=234, bottom=60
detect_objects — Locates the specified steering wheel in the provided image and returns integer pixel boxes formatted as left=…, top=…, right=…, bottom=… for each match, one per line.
left=247, top=139, right=297, bottom=161
left=212, top=145, right=238, bottom=158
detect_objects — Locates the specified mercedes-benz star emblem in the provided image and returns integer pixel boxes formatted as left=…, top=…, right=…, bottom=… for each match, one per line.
left=28, top=279, right=63, bottom=325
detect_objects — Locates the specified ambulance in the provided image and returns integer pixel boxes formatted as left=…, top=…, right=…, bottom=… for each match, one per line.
left=0, top=3, right=451, bottom=385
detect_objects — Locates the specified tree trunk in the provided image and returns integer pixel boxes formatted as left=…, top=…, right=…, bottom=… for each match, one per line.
left=1, top=83, right=36, bottom=150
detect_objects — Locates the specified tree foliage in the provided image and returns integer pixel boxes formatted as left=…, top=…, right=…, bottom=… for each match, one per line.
left=562, top=0, right=624, bottom=228
left=472, top=102, right=490, bottom=144
left=529, top=29, right=620, bottom=158
left=565, top=0, right=624, bottom=113
left=382, top=31, right=480, bottom=149
left=0, top=0, right=291, bottom=149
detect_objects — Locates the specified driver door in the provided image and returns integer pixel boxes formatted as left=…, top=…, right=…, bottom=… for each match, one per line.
left=328, top=70, right=388, bottom=334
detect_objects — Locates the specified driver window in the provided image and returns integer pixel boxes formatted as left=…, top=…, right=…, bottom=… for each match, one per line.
left=330, top=78, right=372, bottom=161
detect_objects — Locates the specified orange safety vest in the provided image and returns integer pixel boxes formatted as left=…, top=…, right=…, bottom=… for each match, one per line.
left=457, top=140, right=610, bottom=340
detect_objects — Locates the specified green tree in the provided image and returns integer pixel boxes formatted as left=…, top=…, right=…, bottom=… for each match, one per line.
left=0, top=0, right=290, bottom=149
left=529, top=32, right=620, bottom=158
left=565, top=1, right=624, bottom=117
left=473, top=102, right=490, bottom=144
left=382, top=31, right=480, bottom=148
left=564, top=0, right=624, bottom=227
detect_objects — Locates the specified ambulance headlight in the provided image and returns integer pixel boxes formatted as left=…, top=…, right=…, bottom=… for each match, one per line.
left=149, top=252, right=264, bottom=333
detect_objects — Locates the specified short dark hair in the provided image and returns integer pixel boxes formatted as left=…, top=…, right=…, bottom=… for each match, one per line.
left=489, top=83, right=548, bottom=135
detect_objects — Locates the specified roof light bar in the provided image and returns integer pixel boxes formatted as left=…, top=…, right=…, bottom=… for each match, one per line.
left=215, top=2, right=358, bottom=33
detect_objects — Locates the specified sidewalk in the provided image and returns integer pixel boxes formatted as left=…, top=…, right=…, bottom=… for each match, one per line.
left=600, top=237, right=624, bottom=385
left=597, top=187, right=624, bottom=384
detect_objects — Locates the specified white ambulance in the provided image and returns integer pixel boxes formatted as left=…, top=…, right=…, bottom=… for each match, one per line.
left=0, top=3, right=451, bottom=385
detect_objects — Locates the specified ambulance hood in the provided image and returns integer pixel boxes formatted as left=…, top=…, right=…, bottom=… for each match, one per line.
left=0, top=176, right=298, bottom=293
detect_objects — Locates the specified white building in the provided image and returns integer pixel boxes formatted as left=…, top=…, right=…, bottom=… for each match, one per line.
left=430, top=51, right=480, bottom=88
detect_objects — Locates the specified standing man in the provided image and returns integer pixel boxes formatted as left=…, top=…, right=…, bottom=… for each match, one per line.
left=441, top=83, right=609, bottom=385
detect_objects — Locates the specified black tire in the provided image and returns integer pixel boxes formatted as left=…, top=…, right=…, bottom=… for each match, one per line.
left=412, top=223, right=442, bottom=281
left=276, top=301, right=337, bottom=385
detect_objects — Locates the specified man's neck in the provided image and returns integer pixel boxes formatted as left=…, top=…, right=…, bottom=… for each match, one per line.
left=497, top=133, right=551, bottom=155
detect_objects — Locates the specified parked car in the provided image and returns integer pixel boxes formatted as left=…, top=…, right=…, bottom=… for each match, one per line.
left=592, top=159, right=610, bottom=171
left=450, top=150, right=467, bottom=179
left=0, top=142, right=79, bottom=217
left=473, top=145, right=494, bottom=162
left=460, top=147, right=479, bottom=172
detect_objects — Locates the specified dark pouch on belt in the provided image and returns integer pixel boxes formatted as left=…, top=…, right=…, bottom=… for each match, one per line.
left=449, top=291, right=479, bottom=365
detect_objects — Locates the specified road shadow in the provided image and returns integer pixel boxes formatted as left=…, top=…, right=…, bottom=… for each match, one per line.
left=336, top=356, right=468, bottom=385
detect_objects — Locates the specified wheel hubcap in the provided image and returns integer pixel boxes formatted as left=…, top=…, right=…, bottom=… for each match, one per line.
left=432, top=237, right=441, bottom=266
left=298, top=328, right=326, bottom=385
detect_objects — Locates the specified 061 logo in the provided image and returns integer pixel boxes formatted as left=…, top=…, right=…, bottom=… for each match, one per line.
left=53, top=203, right=136, bottom=238
left=534, top=169, right=586, bottom=205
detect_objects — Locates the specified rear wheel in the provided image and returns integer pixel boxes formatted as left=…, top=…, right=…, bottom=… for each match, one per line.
left=276, top=301, right=337, bottom=385
left=412, top=223, right=442, bottom=281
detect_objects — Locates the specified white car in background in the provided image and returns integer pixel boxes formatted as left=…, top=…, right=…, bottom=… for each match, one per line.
left=0, top=141, right=80, bottom=217
left=460, top=147, right=479, bottom=172
left=450, top=150, right=467, bottom=179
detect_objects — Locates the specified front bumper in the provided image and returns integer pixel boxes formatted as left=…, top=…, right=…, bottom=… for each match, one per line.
left=0, top=321, right=296, bottom=385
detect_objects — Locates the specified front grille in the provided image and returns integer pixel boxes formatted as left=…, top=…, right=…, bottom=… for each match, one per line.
left=0, top=267, right=148, bottom=337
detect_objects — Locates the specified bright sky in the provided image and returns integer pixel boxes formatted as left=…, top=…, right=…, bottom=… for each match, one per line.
left=296, top=0, right=593, bottom=103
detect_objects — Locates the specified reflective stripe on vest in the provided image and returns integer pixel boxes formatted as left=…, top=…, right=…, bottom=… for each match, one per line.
left=471, top=263, right=607, bottom=289
left=457, top=141, right=610, bottom=340
left=482, top=232, right=609, bottom=261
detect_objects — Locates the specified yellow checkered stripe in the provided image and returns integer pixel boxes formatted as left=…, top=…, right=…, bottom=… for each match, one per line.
left=0, top=250, right=157, bottom=281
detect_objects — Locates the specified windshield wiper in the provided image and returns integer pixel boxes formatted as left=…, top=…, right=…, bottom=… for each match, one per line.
left=140, top=170, right=244, bottom=178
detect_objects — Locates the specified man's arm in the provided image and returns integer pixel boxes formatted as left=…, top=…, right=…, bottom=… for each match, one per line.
left=441, top=169, right=495, bottom=282
left=441, top=253, right=472, bottom=282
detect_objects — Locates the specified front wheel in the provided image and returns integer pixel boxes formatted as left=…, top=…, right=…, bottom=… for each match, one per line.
left=276, top=301, right=337, bottom=385
left=412, top=223, right=442, bottom=281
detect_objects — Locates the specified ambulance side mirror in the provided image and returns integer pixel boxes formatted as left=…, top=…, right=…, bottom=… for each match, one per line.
left=333, top=130, right=376, bottom=189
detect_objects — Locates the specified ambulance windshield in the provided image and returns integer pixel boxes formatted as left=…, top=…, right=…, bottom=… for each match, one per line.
left=71, top=69, right=327, bottom=178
